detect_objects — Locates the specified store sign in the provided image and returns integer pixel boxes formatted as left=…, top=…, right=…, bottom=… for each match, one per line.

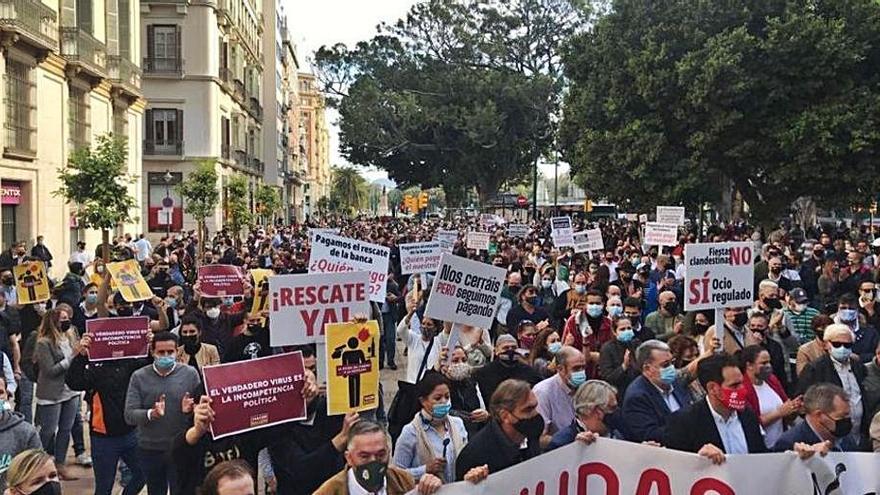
left=1, top=182, right=22, bottom=205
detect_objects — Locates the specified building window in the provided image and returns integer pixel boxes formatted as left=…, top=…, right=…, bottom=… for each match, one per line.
left=68, top=86, right=90, bottom=150
left=221, top=116, right=230, bottom=159
left=4, top=60, right=35, bottom=156
left=147, top=172, right=183, bottom=233
left=144, top=108, right=183, bottom=155
left=145, top=25, right=181, bottom=74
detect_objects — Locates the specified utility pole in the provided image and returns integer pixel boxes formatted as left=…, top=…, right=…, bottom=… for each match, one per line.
left=531, top=153, right=539, bottom=221
left=553, top=148, right=559, bottom=217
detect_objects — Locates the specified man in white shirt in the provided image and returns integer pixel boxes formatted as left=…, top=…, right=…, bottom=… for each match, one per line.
left=69, top=241, right=93, bottom=266
left=134, top=233, right=153, bottom=263
left=534, top=346, right=585, bottom=437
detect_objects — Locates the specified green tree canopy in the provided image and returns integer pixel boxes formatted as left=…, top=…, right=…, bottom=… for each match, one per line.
left=330, top=166, right=369, bottom=215
left=560, top=0, right=880, bottom=223
left=226, top=175, right=252, bottom=244
left=176, top=160, right=219, bottom=262
left=255, top=184, right=282, bottom=225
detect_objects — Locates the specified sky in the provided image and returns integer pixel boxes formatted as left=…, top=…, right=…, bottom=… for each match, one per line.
left=283, top=0, right=569, bottom=186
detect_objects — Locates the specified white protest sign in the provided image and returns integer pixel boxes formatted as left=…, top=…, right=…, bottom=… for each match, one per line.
left=430, top=438, right=880, bottom=495
left=399, top=241, right=442, bottom=275
left=644, top=222, right=679, bottom=247
left=435, top=230, right=458, bottom=252
left=308, top=228, right=340, bottom=240
left=550, top=216, right=574, bottom=247
left=507, top=223, right=529, bottom=238
left=656, top=205, right=686, bottom=225
left=307, top=232, right=390, bottom=303
left=466, top=231, right=491, bottom=251
left=638, top=213, right=648, bottom=224
left=684, top=242, right=755, bottom=311
left=269, top=271, right=371, bottom=346
left=425, top=253, right=506, bottom=329
left=573, top=228, right=603, bottom=253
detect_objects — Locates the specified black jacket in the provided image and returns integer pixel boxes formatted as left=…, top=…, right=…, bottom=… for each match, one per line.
left=186, top=309, right=246, bottom=356
left=449, top=377, right=486, bottom=436
left=664, top=399, right=767, bottom=454
left=30, top=244, right=52, bottom=267
left=473, top=360, right=542, bottom=405
left=598, top=339, right=640, bottom=396
left=798, top=355, right=868, bottom=435
left=454, top=419, right=541, bottom=481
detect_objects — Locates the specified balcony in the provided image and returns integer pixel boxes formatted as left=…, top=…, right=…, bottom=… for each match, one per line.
left=248, top=156, right=263, bottom=174
left=247, top=96, right=262, bottom=119
left=0, top=0, right=58, bottom=53
left=219, top=67, right=233, bottom=86
left=232, top=79, right=245, bottom=103
left=60, top=27, right=107, bottom=80
left=143, top=57, right=183, bottom=76
left=144, top=139, right=184, bottom=156
left=107, top=56, right=142, bottom=98
left=234, top=149, right=247, bottom=167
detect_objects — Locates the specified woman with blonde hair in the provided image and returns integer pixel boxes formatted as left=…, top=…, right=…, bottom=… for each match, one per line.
left=32, top=308, right=82, bottom=480
left=3, top=449, right=60, bottom=495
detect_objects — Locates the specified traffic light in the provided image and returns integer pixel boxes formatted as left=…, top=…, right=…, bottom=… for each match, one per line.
left=419, top=191, right=428, bottom=210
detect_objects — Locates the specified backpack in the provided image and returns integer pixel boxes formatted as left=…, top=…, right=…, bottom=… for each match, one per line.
left=21, top=331, right=39, bottom=382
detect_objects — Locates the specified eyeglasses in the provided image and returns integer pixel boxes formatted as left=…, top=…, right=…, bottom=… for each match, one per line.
left=829, top=341, right=853, bottom=349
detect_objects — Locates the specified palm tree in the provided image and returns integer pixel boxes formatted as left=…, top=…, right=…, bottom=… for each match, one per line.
left=330, top=166, right=368, bottom=215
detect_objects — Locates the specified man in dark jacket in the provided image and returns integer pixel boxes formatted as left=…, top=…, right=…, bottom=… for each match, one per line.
left=664, top=354, right=767, bottom=462
left=773, top=383, right=859, bottom=452
left=188, top=297, right=246, bottom=356
left=380, top=272, right=401, bottom=370
left=0, top=374, right=41, bottom=491
left=29, top=236, right=53, bottom=269
left=473, top=335, right=541, bottom=403
left=57, top=262, right=86, bottom=308
left=0, top=242, right=26, bottom=272
left=598, top=317, right=642, bottom=397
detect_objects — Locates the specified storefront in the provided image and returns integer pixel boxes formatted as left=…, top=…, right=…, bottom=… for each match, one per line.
left=1, top=181, right=22, bottom=249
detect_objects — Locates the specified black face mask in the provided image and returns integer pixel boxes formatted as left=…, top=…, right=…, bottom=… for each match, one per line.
left=764, top=298, right=782, bottom=310
left=352, top=460, right=387, bottom=493
left=60, top=320, right=71, bottom=332
left=662, top=302, right=678, bottom=315
left=1, top=277, right=12, bottom=286
left=180, top=335, right=200, bottom=353
left=693, top=323, right=709, bottom=335
left=831, top=416, right=852, bottom=438
left=733, top=313, right=748, bottom=328
left=31, top=481, right=62, bottom=495
left=116, top=307, right=133, bottom=317
left=512, top=413, right=545, bottom=439
left=498, top=349, right=518, bottom=365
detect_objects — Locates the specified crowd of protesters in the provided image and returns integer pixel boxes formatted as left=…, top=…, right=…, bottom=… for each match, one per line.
left=0, top=214, right=878, bottom=494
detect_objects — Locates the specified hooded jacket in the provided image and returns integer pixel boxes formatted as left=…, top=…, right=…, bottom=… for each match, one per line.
left=0, top=410, right=42, bottom=490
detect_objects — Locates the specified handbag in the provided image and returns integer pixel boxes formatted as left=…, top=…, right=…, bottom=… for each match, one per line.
left=387, top=337, right=435, bottom=444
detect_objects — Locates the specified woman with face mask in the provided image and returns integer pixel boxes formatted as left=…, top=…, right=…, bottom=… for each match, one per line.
left=4, top=449, right=61, bottom=495
left=393, top=373, right=469, bottom=484
left=527, top=328, right=562, bottom=378
left=740, top=345, right=801, bottom=448
left=444, top=347, right=489, bottom=437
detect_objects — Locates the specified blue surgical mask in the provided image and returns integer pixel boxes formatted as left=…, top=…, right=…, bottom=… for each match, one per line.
left=548, top=342, right=562, bottom=354
left=608, top=306, right=623, bottom=318
left=616, top=329, right=635, bottom=343
left=575, top=284, right=587, bottom=295
left=432, top=402, right=451, bottom=419
left=659, top=364, right=677, bottom=385
left=830, top=346, right=852, bottom=364
left=165, top=297, right=178, bottom=309
left=569, top=370, right=587, bottom=389
left=154, top=355, right=176, bottom=371
left=541, top=280, right=552, bottom=289
left=85, top=293, right=98, bottom=304
left=839, top=309, right=858, bottom=322
left=587, top=304, right=603, bottom=318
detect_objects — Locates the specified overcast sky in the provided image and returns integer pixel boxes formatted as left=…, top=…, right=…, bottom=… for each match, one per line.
left=283, top=0, right=569, bottom=185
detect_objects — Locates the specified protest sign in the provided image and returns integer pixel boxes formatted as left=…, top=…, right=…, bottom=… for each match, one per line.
left=203, top=352, right=308, bottom=439
left=399, top=241, right=442, bottom=275
left=85, top=317, right=151, bottom=361
left=435, top=230, right=458, bottom=252
left=430, top=438, right=880, bottom=495
left=269, top=271, right=371, bottom=346
left=507, top=223, right=529, bottom=238
left=684, top=242, right=755, bottom=311
left=424, top=253, right=506, bottom=329
left=625, top=213, right=638, bottom=221
left=656, top=205, right=686, bottom=225
left=644, top=222, right=679, bottom=247
left=249, top=268, right=273, bottom=318
left=13, top=261, right=49, bottom=304
left=308, top=228, right=340, bottom=239
left=198, top=264, right=244, bottom=297
left=479, top=213, right=496, bottom=230
left=107, top=260, right=153, bottom=302
left=308, top=232, right=390, bottom=303
left=638, top=213, right=648, bottom=223
left=325, top=321, right=380, bottom=415
left=550, top=216, right=574, bottom=247
left=466, top=231, right=491, bottom=251
left=573, top=229, right=603, bottom=253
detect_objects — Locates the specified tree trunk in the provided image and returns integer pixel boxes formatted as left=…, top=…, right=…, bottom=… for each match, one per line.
left=196, top=219, right=204, bottom=268
left=102, top=229, right=110, bottom=263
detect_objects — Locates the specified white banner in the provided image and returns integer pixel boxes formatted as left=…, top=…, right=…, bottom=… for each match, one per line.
left=307, top=232, right=390, bottom=303
left=573, top=228, right=603, bottom=253
left=656, top=205, right=686, bottom=226
left=424, top=253, right=506, bottom=329
left=684, top=242, right=755, bottom=311
left=431, top=438, right=880, bottom=495
left=435, top=230, right=459, bottom=252
left=268, top=271, right=371, bottom=346
left=507, top=224, right=529, bottom=238
left=551, top=216, right=574, bottom=247
left=644, top=222, right=679, bottom=247
left=466, top=231, right=491, bottom=251
left=399, top=241, right=442, bottom=275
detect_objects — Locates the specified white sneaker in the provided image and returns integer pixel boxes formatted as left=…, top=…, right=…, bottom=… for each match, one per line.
left=76, top=453, right=92, bottom=467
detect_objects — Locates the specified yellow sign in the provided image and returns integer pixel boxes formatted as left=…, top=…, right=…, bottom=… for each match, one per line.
left=14, top=261, right=49, bottom=304
left=249, top=269, right=273, bottom=318
left=107, top=260, right=153, bottom=302
left=325, top=320, right=380, bottom=416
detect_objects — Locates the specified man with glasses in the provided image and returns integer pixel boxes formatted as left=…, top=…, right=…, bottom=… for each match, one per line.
left=773, top=383, right=859, bottom=452
left=833, top=293, right=879, bottom=364
left=858, top=280, right=880, bottom=331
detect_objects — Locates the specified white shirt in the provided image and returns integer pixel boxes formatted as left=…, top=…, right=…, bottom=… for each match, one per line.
left=134, top=238, right=153, bottom=261
left=69, top=249, right=93, bottom=266
left=707, top=401, right=749, bottom=454
left=831, top=357, right=863, bottom=437
left=347, top=467, right=387, bottom=495
left=753, top=381, right=784, bottom=447
left=652, top=382, right=680, bottom=413
left=404, top=317, right=440, bottom=384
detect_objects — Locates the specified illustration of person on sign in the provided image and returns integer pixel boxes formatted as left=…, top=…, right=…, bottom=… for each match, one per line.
left=17, top=264, right=43, bottom=302
left=117, top=264, right=143, bottom=300
left=332, top=331, right=375, bottom=409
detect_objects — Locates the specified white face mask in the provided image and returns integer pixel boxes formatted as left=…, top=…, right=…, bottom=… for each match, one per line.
left=206, top=307, right=221, bottom=319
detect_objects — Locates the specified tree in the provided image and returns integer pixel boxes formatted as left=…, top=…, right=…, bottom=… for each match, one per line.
left=330, top=166, right=368, bottom=215
left=176, top=160, right=219, bottom=265
left=560, top=0, right=880, bottom=224
left=225, top=175, right=252, bottom=246
left=54, top=134, right=137, bottom=262
left=255, top=184, right=282, bottom=225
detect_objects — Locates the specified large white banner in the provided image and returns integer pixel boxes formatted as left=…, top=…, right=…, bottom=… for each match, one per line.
left=573, top=229, right=603, bottom=253
left=656, top=205, right=686, bottom=226
left=268, top=271, right=371, bottom=346
left=430, top=438, right=880, bottom=495
left=308, top=232, right=390, bottom=303
left=424, top=253, right=506, bottom=329
left=644, top=222, right=679, bottom=247
left=551, top=216, right=575, bottom=247
left=399, top=241, right=442, bottom=275
left=684, top=242, right=755, bottom=311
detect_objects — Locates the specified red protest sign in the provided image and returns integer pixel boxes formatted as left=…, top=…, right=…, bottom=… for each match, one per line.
left=198, top=264, right=245, bottom=297
left=86, top=317, right=151, bottom=361
left=202, top=352, right=308, bottom=439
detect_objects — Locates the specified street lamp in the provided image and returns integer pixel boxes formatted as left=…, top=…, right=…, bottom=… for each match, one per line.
left=163, top=170, right=173, bottom=236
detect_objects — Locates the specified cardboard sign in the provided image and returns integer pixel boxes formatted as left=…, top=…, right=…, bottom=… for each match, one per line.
left=399, top=242, right=442, bottom=275
left=85, top=317, right=151, bottom=361
left=435, top=230, right=458, bottom=252
left=424, top=253, right=507, bottom=329
left=638, top=213, right=648, bottom=224
left=198, top=264, right=244, bottom=297
left=107, top=260, right=153, bottom=302
left=269, top=271, right=371, bottom=346
left=684, top=242, right=755, bottom=311
left=551, top=216, right=574, bottom=247
left=656, top=206, right=686, bottom=226
left=644, top=222, right=679, bottom=247
left=466, top=231, right=491, bottom=251
left=13, top=261, right=49, bottom=304
left=573, top=229, right=603, bottom=253
left=249, top=269, right=273, bottom=318
left=202, top=352, right=308, bottom=439
left=507, top=224, right=529, bottom=238
left=308, top=232, right=390, bottom=303
left=325, top=321, right=380, bottom=415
